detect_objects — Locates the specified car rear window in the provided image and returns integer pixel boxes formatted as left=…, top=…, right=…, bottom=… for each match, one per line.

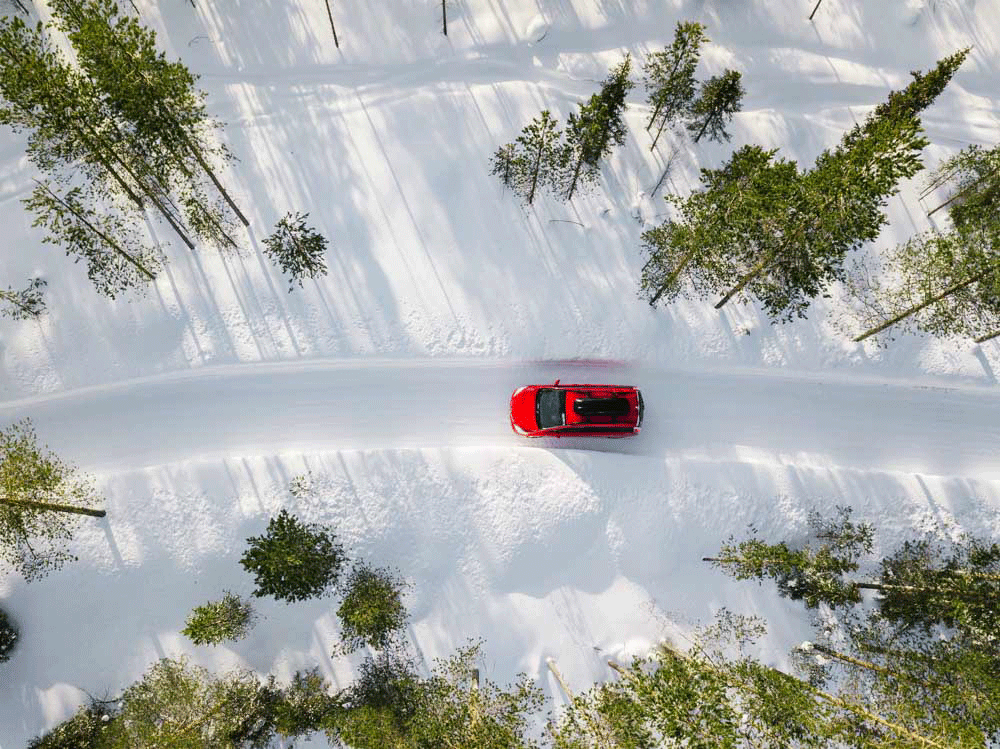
left=536, top=389, right=565, bottom=429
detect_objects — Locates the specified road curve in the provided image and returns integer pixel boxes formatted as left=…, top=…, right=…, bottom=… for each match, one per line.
left=1, top=359, right=998, bottom=477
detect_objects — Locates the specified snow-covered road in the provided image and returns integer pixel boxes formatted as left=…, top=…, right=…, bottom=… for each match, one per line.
left=3, top=359, right=998, bottom=477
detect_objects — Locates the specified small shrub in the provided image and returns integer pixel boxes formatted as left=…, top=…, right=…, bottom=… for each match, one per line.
left=336, top=564, right=408, bottom=653
left=241, top=510, right=346, bottom=603
left=182, top=592, right=256, bottom=645
left=0, top=606, right=18, bottom=662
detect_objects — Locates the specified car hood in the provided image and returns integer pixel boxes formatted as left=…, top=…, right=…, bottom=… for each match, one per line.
left=509, top=386, right=538, bottom=432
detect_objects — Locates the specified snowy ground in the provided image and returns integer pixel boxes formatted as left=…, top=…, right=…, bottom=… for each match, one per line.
left=2, top=0, right=1000, bottom=746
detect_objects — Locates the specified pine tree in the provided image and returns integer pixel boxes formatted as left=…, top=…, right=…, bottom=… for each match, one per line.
left=640, top=144, right=802, bottom=307
left=644, top=21, right=707, bottom=151
left=642, top=50, right=969, bottom=321
left=49, top=0, right=250, bottom=234
left=262, top=212, right=329, bottom=291
left=848, top=224, right=1000, bottom=343
left=240, top=509, right=346, bottom=603
left=335, top=563, right=408, bottom=653
left=491, top=110, right=563, bottom=205
left=25, top=181, right=161, bottom=298
left=560, top=55, right=633, bottom=201
left=0, top=605, right=18, bottom=663
left=0, top=278, right=46, bottom=320
left=0, top=419, right=105, bottom=582
left=704, top=507, right=874, bottom=609
left=182, top=592, right=257, bottom=645
left=490, top=142, right=519, bottom=192
left=686, top=69, right=744, bottom=144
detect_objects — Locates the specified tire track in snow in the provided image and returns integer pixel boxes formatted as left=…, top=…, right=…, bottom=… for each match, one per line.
left=1, top=359, right=998, bottom=477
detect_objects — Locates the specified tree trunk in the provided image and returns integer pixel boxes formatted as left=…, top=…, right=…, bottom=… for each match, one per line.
left=810, top=686, right=949, bottom=749
left=714, top=250, right=773, bottom=309
left=527, top=139, right=545, bottom=205
left=808, top=0, right=823, bottom=21
left=693, top=117, right=709, bottom=144
left=33, top=180, right=158, bottom=281
left=646, top=100, right=663, bottom=133
left=650, top=117, right=668, bottom=152
left=324, top=0, right=340, bottom=48
left=926, top=167, right=999, bottom=217
left=0, top=496, right=106, bottom=518
left=565, top=153, right=584, bottom=201
left=442, top=0, right=447, bottom=36
left=852, top=268, right=993, bottom=342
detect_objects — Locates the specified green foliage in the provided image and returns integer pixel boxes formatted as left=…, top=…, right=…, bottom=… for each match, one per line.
left=0, top=605, right=18, bottom=662
left=28, top=700, right=118, bottom=749
left=846, top=224, right=1000, bottom=344
left=329, top=645, right=542, bottom=749
left=875, top=535, right=1000, bottom=645
left=110, top=657, right=280, bottom=749
left=47, top=0, right=242, bottom=250
left=273, top=668, right=340, bottom=739
left=240, top=509, right=346, bottom=603
left=686, top=69, right=744, bottom=144
left=336, top=563, right=408, bottom=653
left=706, top=507, right=874, bottom=608
left=560, top=55, right=634, bottom=200
left=642, top=50, right=967, bottom=322
left=491, top=110, right=564, bottom=205
left=0, top=277, right=46, bottom=320
left=640, top=144, right=802, bottom=307
left=552, top=614, right=843, bottom=749
left=262, top=211, right=330, bottom=291
left=0, top=418, right=103, bottom=581
left=644, top=21, right=707, bottom=146
left=933, top=143, right=1000, bottom=233
left=24, top=181, right=161, bottom=298
left=182, top=591, right=256, bottom=645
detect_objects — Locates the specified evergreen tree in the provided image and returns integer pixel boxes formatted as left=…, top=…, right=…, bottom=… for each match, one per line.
left=491, top=110, right=563, bottom=205
left=560, top=55, right=633, bottom=200
left=261, top=211, right=329, bottom=292
left=240, top=509, right=346, bottom=603
left=640, top=144, right=801, bottom=307
left=0, top=419, right=105, bottom=582
left=0, top=277, right=46, bottom=320
left=848, top=224, right=1000, bottom=343
left=182, top=591, right=256, bottom=645
left=704, top=507, right=874, bottom=608
left=643, top=21, right=707, bottom=151
left=641, top=49, right=969, bottom=321
left=0, top=13, right=198, bottom=252
left=48, top=0, right=250, bottom=233
left=686, top=69, right=744, bottom=144
left=336, top=563, right=408, bottom=653
left=490, top=143, right=518, bottom=192
left=25, top=181, right=161, bottom=298
left=0, top=605, right=18, bottom=663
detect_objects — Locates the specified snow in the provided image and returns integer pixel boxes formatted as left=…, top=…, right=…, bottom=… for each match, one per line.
left=1, top=0, right=1000, bottom=745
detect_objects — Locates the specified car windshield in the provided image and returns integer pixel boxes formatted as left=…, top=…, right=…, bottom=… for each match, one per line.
left=536, top=389, right=565, bottom=429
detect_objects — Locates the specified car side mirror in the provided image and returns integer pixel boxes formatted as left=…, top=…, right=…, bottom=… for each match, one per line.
left=553, top=379, right=560, bottom=386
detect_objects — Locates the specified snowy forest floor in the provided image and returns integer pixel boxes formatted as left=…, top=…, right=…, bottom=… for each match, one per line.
left=1, top=0, right=1000, bottom=746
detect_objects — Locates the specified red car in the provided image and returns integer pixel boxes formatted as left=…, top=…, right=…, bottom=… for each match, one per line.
left=509, top=380, right=643, bottom=438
